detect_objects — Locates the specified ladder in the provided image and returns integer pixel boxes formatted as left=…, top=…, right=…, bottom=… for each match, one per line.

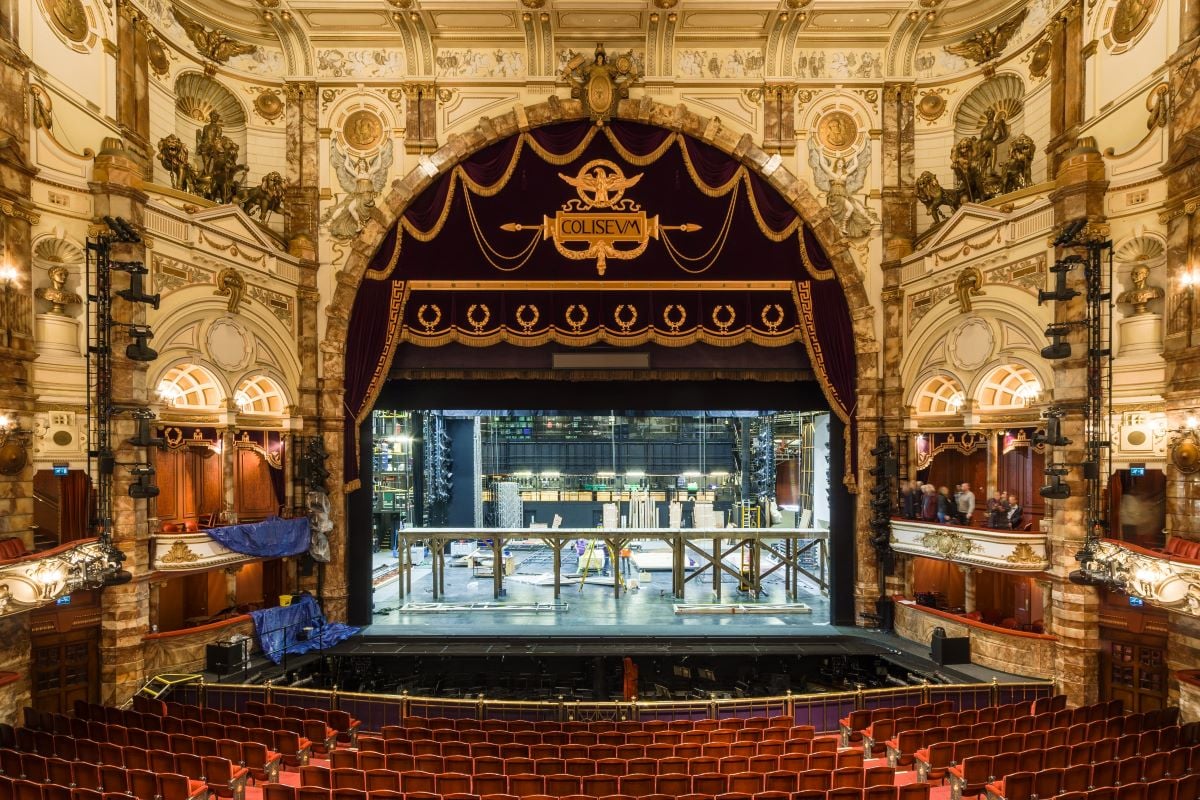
left=577, top=539, right=622, bottom=591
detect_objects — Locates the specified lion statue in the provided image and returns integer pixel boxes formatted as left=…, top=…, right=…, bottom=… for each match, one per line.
left=916, top=171, right=962, bottom=225
left=240, top=171, right=287, bottom=221
left=1003, top=134, right=1036, bottom=194
left=157, top=134, right=192, bottom=193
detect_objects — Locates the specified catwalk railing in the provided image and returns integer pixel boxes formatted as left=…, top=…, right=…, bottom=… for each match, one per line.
left=166, top=679, right=1053, bottom=737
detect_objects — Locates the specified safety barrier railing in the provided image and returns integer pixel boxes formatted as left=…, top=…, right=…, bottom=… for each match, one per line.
left=165, top=678, right=1054, bottom=734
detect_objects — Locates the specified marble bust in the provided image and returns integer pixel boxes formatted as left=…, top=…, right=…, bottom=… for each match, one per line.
left=34, top=264, right=82, bottom=315
left=1117, top=264, right=1163, bottom=315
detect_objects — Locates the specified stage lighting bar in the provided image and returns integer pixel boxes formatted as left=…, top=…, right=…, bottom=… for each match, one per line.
left=1034, top=408, right=1071, bottom=448
left=124, top=324, right=158, bottom=362
left=112, top=261, right=161, bottom=309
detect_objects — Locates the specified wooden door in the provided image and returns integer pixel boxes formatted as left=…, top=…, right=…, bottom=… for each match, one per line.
left=1100, top=630, right=1167, bottom=713
left=31, top=628, right=99, bottom=714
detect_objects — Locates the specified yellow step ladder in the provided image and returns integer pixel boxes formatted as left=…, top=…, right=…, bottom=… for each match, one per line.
left=137, top=673, right=202, bottom=700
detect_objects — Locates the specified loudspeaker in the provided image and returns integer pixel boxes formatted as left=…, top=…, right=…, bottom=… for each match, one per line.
left=206, top=640, right=246, bottom=675
left=931, top=633, right=970, bottom=666
left=875, top=597, right=895, bottom=632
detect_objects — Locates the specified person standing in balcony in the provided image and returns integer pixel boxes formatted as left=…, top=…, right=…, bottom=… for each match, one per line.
left=921, top=484, right=938, bottom=521
left=986, top=490, right=1009, bottom=528
left=955, top=482, right=976, bottom=525
left=1006, top=493, right=1023, bottom=530
left=937, top=485, right=954, bottom=523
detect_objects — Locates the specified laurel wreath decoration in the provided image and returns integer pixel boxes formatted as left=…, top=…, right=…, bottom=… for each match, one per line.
left=760, top=303, right=784, bottom=333
left=663, top=304, right=687, bottom=333
left=712, top=304, right=736, bottom=333
left=565, top=304, right=589, bottom=332
left=417, top=304, right=442, bottom=332
left=515, top=304, right=540, bottom=333
left=613, top=304, right=638, bottom=332
left=466, top=303, right=491, bottom=333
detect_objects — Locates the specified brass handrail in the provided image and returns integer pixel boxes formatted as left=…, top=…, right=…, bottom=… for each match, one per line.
left=162, top=677, right=1054, bottom=733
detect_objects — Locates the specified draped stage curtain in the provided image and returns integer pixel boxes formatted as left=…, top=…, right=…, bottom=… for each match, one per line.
left=343, top=120, right=859, bottom=488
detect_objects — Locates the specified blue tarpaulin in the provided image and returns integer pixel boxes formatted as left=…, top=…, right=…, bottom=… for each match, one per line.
left=250, top=594, right=360, bottom=664
left=205, top=516, right=310, bottom=558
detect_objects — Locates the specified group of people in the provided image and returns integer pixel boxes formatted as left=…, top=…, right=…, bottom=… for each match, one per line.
left=898, top=480, right=1023, bottom=529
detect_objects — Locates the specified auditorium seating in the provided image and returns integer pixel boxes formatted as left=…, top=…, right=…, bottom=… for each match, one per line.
left=6, top=694, right=1196, bottom=800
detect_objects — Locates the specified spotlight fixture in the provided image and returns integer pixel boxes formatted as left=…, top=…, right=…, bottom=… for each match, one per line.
left=1041, top=324, right=1074, bottom=360
left=102, top=216, right=141, bottom=243
left=127, top=414, right=165, bottom=449
left=1040, top=464, right=1071, bottom=500
left=1053, top=218, right=1089, bottom=246
left=128, top=464, right=159, bottom=499
left=113, top=262, right=161, bottom=309
left=1033, top=408, right=1071, bottom=448
left=1038, top=269, right=1081, bottom=305
left=125, top=325, right=158, bottom=362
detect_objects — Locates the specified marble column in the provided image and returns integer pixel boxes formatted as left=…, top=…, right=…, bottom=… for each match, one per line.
left=222, top=426, right=236, bottom=522
left=91, top=138, right=152, bottom=706
left=1183, top=0, right=1200, bottom=45
left=1046, top=2, right=1085, bottom=176
left=963, top=568, right=976, bottom=614
left=114, top=1, right=151, bottom=174
left=404, top=83, right=439, bottom=155
left=1043, top=138, right=1109, bottom=706
left=760, top=84, right=796, bottom=156
left=0, top=26, right=36, bottom=725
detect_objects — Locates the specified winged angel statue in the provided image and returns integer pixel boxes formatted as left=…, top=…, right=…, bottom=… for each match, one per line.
left=807, top=138, right=877, bottom=240
left=321, top=138, right=394, bottom=240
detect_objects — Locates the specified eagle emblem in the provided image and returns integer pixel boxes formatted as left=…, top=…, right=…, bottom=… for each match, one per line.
left=558, top=160, right=643, bottom=210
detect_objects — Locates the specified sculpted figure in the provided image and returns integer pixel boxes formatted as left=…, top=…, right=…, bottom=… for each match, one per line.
left=157, top=134, right=192, bottom=191
left=35, top=264, right=82, bottom=315
left=240, top=172, right=288, bottom=221
left=1116, top=264, right=1164, bottom=315
left=1003, top=134, right=1036, bottom=193
left=916, top=171, right=962, bottom=224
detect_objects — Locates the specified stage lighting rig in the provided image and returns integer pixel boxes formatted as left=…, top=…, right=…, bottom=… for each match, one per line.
left=124, top=324, right=158, bottom=362
left=1034, top=408, right=1071, bottom=448
left=112, top=261, right=161, bottom=309
left=1039, top=258, right=1084, bottom=306
left=1053, top=218, right=1089, bottom=246
left=127, top=412, right=165, bottom=450
left=102, top=216, right=141, bottom=243
left=1040, top=464, right=1071, bottom=500
left=1040, top=323, right=1076, bottom=360
left=128, top=464, right=160, bottom=499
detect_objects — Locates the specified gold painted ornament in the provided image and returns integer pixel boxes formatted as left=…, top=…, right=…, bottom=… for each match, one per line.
left=47, top=0, right=89, bottom=43
left=343, top=110, right=384, bottom=150
left=1111, top=0, right=1156, bottom=45
left=254, top=90, right=284, bottom=123
left=817, top=111, right=857, bottom=150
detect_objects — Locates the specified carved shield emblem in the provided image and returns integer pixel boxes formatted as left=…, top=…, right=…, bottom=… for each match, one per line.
left=587, top=70, right=615, bottom=118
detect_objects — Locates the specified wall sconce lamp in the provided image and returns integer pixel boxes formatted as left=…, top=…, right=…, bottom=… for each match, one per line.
left=1169, top=415, right=1200, bottom=475
left=0, top=413, right=32, bottom=476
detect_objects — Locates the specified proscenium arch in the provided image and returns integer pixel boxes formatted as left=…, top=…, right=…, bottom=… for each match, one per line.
left=319, top=98, right=881, bottom=625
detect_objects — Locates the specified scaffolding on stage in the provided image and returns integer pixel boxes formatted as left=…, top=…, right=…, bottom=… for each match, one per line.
left=386, top=527, right=830, bottom=603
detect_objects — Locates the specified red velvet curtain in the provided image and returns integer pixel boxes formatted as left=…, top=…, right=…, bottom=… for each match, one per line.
left=59, top=470, right=92, bottom=542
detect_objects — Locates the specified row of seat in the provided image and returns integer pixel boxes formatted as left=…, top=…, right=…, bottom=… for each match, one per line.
left=1045, top=780, right=1195, bottom=800
left=292, top=766, right=900, bottom=796
left=3, top=728, right=282, bottom=784
left=326, top=751, right=857, bottom=777
left=989, top=765, right=1200, bottom=800
left=0, top=746, right=245, bottom=799
left=0, top=762, right=206, bottom=800
left=946, top=746, right=1197, bottom=799
left=395, top=718, right=798, bottom=734
left=886, top=717, right=1194, bottom=766
left=353, top=738, right=837, bottom=760
left=260, top=788, right=933, bottom=800
left=19, top=712, right=312, bottom=767
left=842, top=699, right=1048, bottom=744
left=865, top=704, right=1166, bottom=758
left=375, top=729, right=816, bottom=747
left=56, top=708, right=334, bottom=757
left=139, top=699, right=360, bottom=742
left=914, top=730, right=1192, bottom=779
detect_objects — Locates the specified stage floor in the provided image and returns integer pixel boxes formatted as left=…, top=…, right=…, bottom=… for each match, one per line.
left=365, top=543, right=831, bottom=635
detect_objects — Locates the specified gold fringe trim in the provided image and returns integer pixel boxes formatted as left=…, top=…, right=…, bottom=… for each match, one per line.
left=798, top=231, right=836, bottom=281
left=524, top=126, right=603, bottom=165
left=351, top=281, right=412, bottom=480
left=365, top=227, right=405, bottom=281
left=604, top=127, right=680, bottom=166
left=401, top=174, right=459, bottom=242
left=344, top=479, right=362, bottom=493
left=794, top=281, right=850, bottom=426
left=457, top=136, right=527, bottom=197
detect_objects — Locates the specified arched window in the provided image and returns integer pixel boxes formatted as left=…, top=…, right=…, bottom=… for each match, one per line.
left=977, top=364, right=1041, bottom=411
left=913, top=374, right=966, bottom=415
left=233, top=375, right=288, bottom=415
left=157, top=364, right=225, bottom=411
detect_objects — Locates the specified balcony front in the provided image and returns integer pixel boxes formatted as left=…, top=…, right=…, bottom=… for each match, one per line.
left=151, top=516, right=310, bottom=573
left=890, top=518, right=1050, bottom=573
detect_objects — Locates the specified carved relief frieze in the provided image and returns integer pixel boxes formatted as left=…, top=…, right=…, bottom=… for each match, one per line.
left=891, top=519, right=1050, bottom=572
left=152, top=254, right=214, bottom=298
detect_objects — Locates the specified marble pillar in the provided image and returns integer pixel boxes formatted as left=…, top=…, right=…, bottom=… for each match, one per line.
left=404, top=84, right=439, bottom=155
left=963, top=568, right=976, bottom=614
left=1043, top=138, right=1109, bottom=705
left=91, top=138, right=152, bottom=706
left=0, top=29, right=35, bottom=725
left=1046, top=2, right=1085, bottom=177
left=114, top=1, right=151, bottom=173
left=760, top=84, right=796, bottom=156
